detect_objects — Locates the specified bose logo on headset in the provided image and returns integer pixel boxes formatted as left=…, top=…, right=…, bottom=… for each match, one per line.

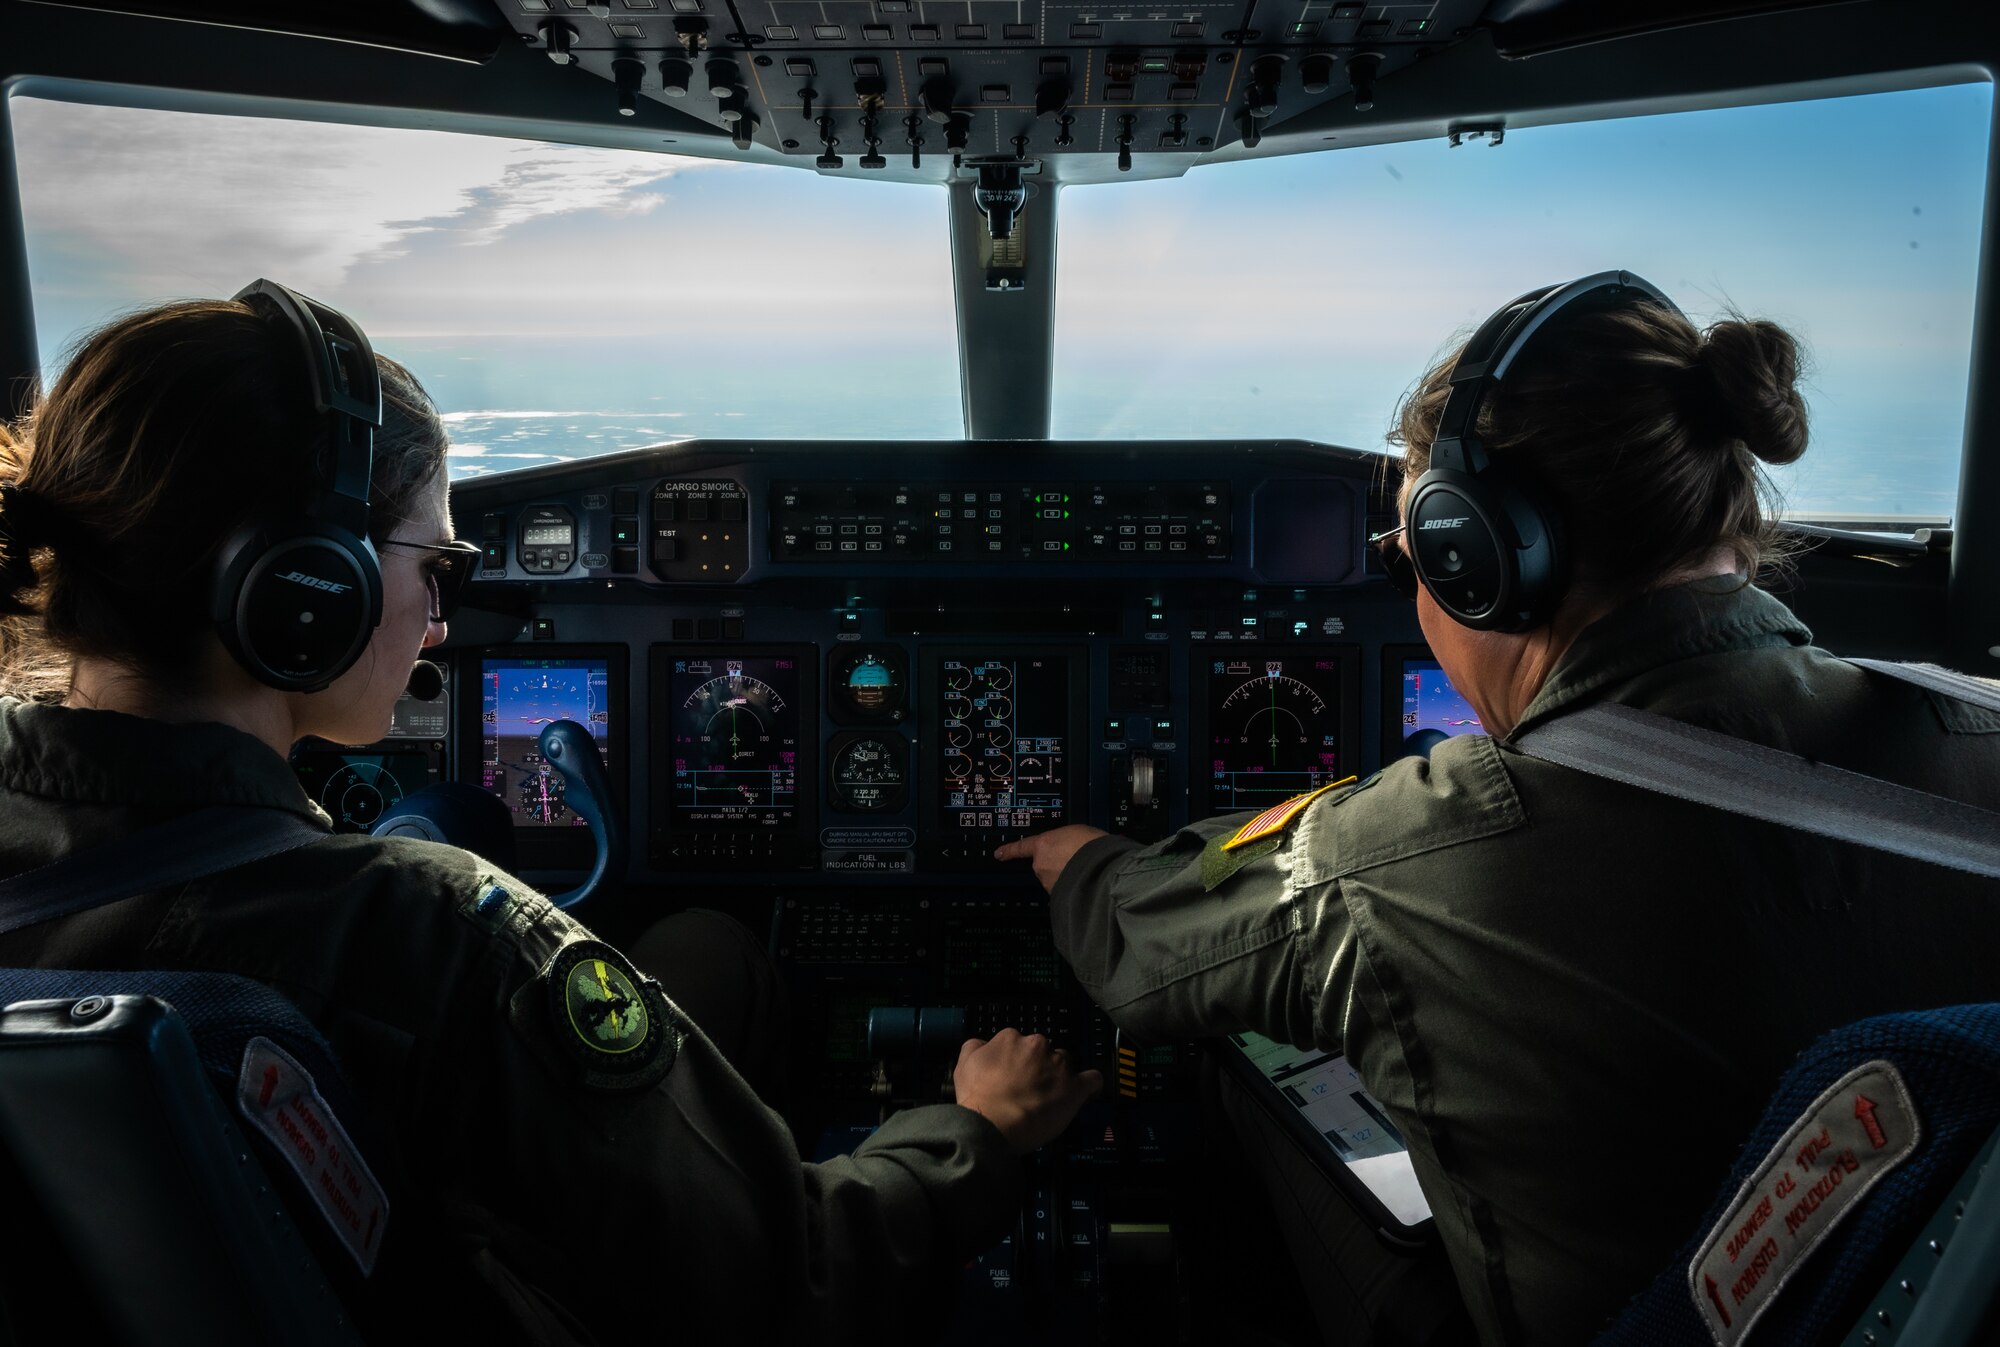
left=279, top=571, right=354, bottom=595
left=1418, top=518, right=1470, bottom=531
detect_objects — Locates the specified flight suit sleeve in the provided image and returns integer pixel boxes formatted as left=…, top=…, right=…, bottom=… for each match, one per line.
left=1046, top=807, right=1330, bottom=1048
left=417, top=872, right=1022, bottom=1345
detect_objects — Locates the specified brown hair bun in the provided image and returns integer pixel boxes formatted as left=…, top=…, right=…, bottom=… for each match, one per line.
left=1696, top=318, right=1810, bottom=467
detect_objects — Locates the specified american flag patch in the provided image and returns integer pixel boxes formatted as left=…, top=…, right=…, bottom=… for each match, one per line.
left=1219, top=777, right=1355, bottom=851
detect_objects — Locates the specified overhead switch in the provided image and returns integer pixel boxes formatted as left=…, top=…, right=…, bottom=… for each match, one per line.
left=659, top=57, right=693, bottom=97
left=539, top=19, right=578, bottom=64
left=706, top=58, right=742, bottom=99
left=1298, top=52, right=1335, bottom=94
left=1348, top=51, right=1382, bottom=111
left=613, top=57, right=645, bottom=117
left=921, top=80, right=955, bottom=125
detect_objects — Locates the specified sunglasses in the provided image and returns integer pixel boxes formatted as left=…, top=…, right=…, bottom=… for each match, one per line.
left=381, top=539, right=482, bottom=621
left=1369, top=525, right=1421, bottom=603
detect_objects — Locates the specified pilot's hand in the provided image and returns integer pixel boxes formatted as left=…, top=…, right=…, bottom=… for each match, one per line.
left=953, top=1028, right=1103, bottom=1154
left=992, top=824, right=1109, bottom=895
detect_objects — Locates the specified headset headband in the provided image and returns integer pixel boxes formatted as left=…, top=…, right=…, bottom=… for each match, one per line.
left=1430, top=270, right=1679, bottom=475
left=232, top=279, right=382, bottom=538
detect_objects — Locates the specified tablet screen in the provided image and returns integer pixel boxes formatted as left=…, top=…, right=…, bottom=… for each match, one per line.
left=1227, top=1031, right=1433, bottom=1229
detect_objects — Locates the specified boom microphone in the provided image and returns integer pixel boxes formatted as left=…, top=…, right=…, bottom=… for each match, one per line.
left=405, top=659, right=445, bottom=701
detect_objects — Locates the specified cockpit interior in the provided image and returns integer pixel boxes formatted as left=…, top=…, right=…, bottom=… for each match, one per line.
left=3, top=0, right=1998, bottom=1341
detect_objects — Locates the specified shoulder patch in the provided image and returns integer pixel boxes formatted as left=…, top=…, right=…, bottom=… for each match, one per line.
left=1200, top=833, right=1280, bottom=892
left=541, top=940, right=682, bottom=1091
left=459, top=880, right=523, bottom=935
left=1687, top=1060, right=1920, bottom=1347
left=1219, top=777, right=1355, bottom=852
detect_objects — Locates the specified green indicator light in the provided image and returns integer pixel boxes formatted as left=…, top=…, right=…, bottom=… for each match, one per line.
left=1063, top=511, right=1070, bottom=519
left=1062, top=541, right=1071, bottom=550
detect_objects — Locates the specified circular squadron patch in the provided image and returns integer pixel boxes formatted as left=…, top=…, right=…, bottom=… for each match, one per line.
left=543, top=941, right=679, bottom=1090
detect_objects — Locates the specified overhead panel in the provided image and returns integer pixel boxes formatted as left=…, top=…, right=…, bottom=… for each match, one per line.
left=494, top=0, right=1485, bottom=175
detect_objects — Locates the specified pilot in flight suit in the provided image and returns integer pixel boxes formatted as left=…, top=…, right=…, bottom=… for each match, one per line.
left=1038, top=579, right=2000, bottom=1346
left=0, top=693, right=1022, bottom=1344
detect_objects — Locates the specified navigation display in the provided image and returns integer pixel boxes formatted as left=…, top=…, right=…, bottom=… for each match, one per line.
left=1399, top=656, right=1483, bottom=757
left=480, top=655, right=613, bottom=829
left=1195, top=650, right=1356, bottom=818
left=933, top=653, right=1073, bottom=834
left=667, top=652, right=804, bottom=830
left=290, top=749, right=438, bottom=833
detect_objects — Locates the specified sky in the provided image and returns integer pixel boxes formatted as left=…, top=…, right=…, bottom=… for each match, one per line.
left=9, top=79, right=1993, bottom=517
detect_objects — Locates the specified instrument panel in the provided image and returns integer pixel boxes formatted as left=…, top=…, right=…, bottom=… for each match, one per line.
left=296, top=442, right=1468, bottom=884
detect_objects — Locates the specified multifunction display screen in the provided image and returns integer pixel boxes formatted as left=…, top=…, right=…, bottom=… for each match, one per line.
left=290, top=750, right=438, bottom=833
left=667, top=653, right=804, bottom=830
left=1198, top=652, right=1351, bottom=816
left=1399, top=657, right=1483, bottom=756
left=935, top=654, right=1072, bottom=832
left=480, top=656, right=612, bottom=829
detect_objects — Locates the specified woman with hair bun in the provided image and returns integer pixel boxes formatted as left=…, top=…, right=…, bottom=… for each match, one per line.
left=0, top=289, right=1093, bottom=1343
left=1001, top=275, right=2000, bottom=1346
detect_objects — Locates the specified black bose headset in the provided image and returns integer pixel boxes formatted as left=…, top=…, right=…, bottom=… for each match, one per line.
left=1403, top=269, right=1682, bottom=632
left=210, top=279, right=386, bottom=691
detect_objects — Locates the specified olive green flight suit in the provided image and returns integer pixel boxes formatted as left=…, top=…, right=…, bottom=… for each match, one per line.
left=1049, top=581, right=2000, bottom=1346
left=0, top=697, right=1020, bottom=1344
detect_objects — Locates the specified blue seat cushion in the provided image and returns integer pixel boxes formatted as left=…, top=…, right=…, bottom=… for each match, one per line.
left=1595, top=1003, right=2000, bottom=1344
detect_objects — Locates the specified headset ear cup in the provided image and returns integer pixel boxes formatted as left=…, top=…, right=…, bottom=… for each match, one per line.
left=1405, top=463, right=1564, bottom=633
left=212, top=521, right=382, bottom=691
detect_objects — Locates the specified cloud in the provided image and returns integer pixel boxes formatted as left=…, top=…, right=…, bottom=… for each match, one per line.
left=11, top=98, right=698, bottom=297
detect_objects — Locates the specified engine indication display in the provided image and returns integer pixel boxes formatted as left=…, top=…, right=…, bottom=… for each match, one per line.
left=1196, top=650, right=1356, bottom=818
left=668, top=653, right=804, bottom=829
left=928, top=652, right=1078, bottom=845
left=480, top=656, right=613, bottom=829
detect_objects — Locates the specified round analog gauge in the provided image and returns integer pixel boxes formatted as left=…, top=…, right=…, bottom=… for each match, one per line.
left=981, top=665, right=1012, bottom=692
left=319, top=761, right=407, bottom=830
left=831, top=647, right=908, bottom=723
left=518, top=765, right=569, bottom=824
left=828, top=734, right=908, bottom=813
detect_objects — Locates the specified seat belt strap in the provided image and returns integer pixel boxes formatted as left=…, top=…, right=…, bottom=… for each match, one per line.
left=0, top=806, right=328, bottom=939
left=1847, top=658, right=2000, bottom=715
left=1514, top=694, right=2000, bottom=880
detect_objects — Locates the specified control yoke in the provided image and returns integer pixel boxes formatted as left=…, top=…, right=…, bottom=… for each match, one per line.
left=539, top=720, right=622, bottom=910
